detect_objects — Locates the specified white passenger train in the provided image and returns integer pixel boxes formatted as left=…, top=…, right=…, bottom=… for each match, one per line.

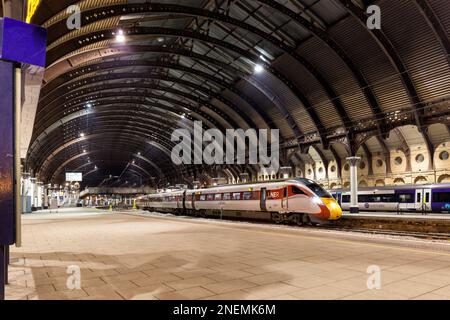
left=138, top=179, right=343, bottom=224
left=331, top=184, right=450, bottom=213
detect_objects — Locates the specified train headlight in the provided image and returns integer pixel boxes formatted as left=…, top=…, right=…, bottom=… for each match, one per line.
left=312, top=197, right=324, bottom=205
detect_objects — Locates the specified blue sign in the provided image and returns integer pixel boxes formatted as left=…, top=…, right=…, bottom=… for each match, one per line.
left=0, top=61, right=15, bottom=245
left=0, top=17, right=47, bottom=67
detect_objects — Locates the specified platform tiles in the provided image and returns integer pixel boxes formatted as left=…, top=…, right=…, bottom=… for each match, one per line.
left=6, top=209, right=450, bottom=300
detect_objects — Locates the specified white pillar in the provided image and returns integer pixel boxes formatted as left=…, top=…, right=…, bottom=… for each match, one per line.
left=346, top=157, right=361, bottom=213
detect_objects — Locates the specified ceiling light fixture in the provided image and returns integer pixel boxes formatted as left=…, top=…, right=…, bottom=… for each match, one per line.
left=115, top=29, right=126, bottom=43
left=254, top=64, right=264, bottom=74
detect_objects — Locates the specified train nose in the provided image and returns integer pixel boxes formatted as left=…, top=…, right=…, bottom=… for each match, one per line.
left=321, top=198, right=343, bottom=220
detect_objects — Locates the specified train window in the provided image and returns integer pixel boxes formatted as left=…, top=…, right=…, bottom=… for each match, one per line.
left=342, top=195, right=350, bottom=203
left=200, top=195, right=206, bottom=201
left=207, top=194, right=214, bottom=201
left=433, top=192, right=450, bottom=203
left=243, top=192, right=253, bottom=200
left=223, top=193, right=231, bottom=200
left=382, top=195, right=396, bottom=203
left=302, top=181, right=332, bottom=198
left=214, top=194, right=222, bottom=200
left=398, top=193, right=414, bottom=203
left=417, top=193, right=421, bottom=203
left=425, top=192, right=430, bottom=203
left=357, top=194, right=396, bottom=203
left=292, top=186, right=305, bottom=195
left=233, top=193, right=241, bottom=200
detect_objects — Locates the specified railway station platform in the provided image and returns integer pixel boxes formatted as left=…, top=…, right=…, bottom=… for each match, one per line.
left=5, top=208, right=450, bottom=300
left=2, top=0, right=450, bottom=306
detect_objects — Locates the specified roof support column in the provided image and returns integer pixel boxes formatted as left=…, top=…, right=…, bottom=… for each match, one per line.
left=2, top=0, right=23, bottom=19
left=346, top=156, right=362, bottom=214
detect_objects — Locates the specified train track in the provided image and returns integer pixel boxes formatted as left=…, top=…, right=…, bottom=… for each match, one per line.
left=313, top=225, right=450, bottom=241
left=139, top=210, right=450, bottom=241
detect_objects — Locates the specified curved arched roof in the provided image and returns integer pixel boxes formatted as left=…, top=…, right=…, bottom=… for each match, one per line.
left=27, top=0, right=450, bottom=187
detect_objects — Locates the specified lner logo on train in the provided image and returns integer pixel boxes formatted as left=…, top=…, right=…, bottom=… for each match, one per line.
left=268, top=191, right=281, bottom=199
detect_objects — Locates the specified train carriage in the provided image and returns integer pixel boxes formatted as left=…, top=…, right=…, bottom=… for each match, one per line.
left=332, top=184, right=450, bottom=213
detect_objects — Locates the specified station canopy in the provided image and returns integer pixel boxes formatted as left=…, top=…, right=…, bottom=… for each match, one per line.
left=24, top=0, right=450, bottom=188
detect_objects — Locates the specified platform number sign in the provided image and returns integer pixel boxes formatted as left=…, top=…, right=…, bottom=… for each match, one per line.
left=0, top=61, right=15, bottom=245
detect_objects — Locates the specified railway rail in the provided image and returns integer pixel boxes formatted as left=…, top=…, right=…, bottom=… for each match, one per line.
left=316, top=225, right=450, bottom=241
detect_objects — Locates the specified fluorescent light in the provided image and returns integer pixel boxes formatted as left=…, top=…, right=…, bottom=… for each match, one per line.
left=254, top=64, right=264, bottom=73
left=115, top=29, right=126, bottom=43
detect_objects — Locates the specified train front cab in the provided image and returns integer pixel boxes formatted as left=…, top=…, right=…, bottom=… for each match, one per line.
left=270, top=182, right=342, bottom=222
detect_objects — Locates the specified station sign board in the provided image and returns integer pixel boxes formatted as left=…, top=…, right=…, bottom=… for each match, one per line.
left=0, top=61, right=15, bottom=245
left=0, top=17, right=47, bottom=67
left=66, top=172, right=83, bottom=182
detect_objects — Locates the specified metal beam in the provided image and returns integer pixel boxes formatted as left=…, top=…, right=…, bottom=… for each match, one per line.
left=33, top=93, right=221, bottom=139
left=45, top=24, right=333, bottom=146
left=39, top=82, right=241, bottom=131
left=338, top=0, right=425, bottom=130
left=413, top=0, right=450, bottom=66
left=42, top=58, right=276, bottom=133
left=29, top=109, right=196, bottom=164
left=40, top=71, right=259, bottom=130
left=37, top=131, right=179, bottom=181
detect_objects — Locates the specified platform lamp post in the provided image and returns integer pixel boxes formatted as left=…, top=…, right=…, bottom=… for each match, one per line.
left=0, top=17, right=47, bottom=300
left=346, top=156, right=362, bottom=214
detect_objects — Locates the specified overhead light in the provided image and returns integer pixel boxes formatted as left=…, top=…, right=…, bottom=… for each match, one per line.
left=157, top=37, right=164, bottom=43
left=115, top=29, right=126, bottom=43
left=83, top=149, right=86, bottom=153
left=254, top=64, right=264, bottom=73
left=137, top=152, right=141, bottom=156
left=85, top=102, right=93, bottom=108
left=181, top=113, right=186, bottom=119
left=80, top=133, right=85, bottom=137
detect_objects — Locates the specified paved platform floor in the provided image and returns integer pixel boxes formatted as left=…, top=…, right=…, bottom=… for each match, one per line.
left=6, top=208, right=450, bottom=300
